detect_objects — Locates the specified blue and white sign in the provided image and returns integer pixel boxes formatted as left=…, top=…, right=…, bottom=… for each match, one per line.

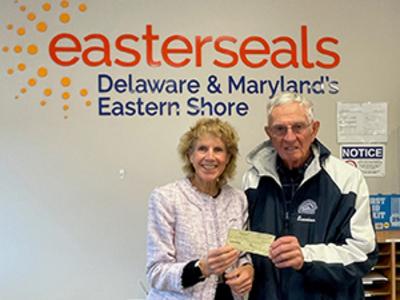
left=370, top=194, right=400, bottom=231
left=340, top=144, right=385, bottom=177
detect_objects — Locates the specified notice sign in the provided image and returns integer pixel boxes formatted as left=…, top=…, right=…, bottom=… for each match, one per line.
left=370, top=194, right=400, bottom=231
left=340, top=144, right=385, bottom=177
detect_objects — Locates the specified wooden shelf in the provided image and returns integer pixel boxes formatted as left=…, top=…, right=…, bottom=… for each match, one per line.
left=376, top=231, right=400, bottom=242
left=363, top=231, right=400, bottom=300
left=375, top=255, right=391, bottom=269
left=365, top=290, right=391, bottom=297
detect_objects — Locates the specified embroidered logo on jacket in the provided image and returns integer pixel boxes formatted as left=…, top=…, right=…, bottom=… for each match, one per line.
left=297, top=199, right=318, bottom=222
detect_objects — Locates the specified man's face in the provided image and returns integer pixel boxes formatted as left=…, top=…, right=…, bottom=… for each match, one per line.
left=266, top=102, right=320, bottom=169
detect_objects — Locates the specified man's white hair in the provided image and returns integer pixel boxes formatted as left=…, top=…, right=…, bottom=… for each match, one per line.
left=267, top=92, right=315, bottom=124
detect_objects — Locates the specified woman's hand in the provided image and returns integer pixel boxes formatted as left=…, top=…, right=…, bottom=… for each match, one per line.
left=225, top=264, right=254, bottom=296
left=198, top=245, right=239, bottom=277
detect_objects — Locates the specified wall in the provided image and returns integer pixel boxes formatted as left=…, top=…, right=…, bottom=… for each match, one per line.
left=1, top=0, right=399, bottom=299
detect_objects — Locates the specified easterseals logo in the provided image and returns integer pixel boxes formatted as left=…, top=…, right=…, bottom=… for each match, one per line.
left=45, top=23, right=341, bottom=118
left=47, top=24, right=340, bottom=69
left=1, top=0, right=91, bottom=119
left=1, top=1, right=342, bottom=119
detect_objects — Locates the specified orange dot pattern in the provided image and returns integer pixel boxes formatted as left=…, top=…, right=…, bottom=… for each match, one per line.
left=17, top=27, right=25, bottom=35
left=61, top=77, right=71, bottom=87
left=17, top=63, right=26, bottom=71
left=27, top=44, right=38, bottom=55
left=43, top=88, right=52, bottom=97
left=37, top=67, right=48, bottom=77
left=36, top=21, right=47, bottom=32
left=2, top=1, right=90, bottom=118
left=60, top=1, right=69, bottom=8
left=79, top=3, right=87, bottom=12
left=42, top=3, right=51, bottom=12
left=62, top=92, right=70, bottom=100
left=14, top=45, right=22, bottom=53
left=80, top=88, right=88, bottom=96
left=28, top=78, right=37, bottom=86
left=59, top=13, right=70, bottom=24
left=27, top=12, right=36, bottom=21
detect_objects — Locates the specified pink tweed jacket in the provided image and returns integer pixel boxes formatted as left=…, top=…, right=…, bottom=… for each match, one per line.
left=146, top=178, right=250, bottom=299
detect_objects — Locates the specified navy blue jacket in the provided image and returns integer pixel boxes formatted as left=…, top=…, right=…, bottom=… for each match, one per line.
left=243, top=140, right=378, bottom=300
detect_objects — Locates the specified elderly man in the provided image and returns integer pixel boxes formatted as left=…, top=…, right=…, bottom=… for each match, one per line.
left=243, top=92, right=377, bottom=299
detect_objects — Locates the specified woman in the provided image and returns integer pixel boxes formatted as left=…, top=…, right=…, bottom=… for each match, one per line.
left=146, top=118, right=253, bottom=299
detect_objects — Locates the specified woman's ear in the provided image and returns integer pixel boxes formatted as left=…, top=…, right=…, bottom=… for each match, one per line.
left=188, top=151, right=193, bottom=164
left=226, top=153, right=231, bottom=165
left=187, top=145, right=196, bottom=164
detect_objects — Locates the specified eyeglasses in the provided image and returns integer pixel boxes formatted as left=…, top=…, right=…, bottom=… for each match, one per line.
left=268, top=122, right=312, bottom=137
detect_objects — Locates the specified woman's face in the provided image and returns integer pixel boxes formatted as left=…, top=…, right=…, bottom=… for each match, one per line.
left=189, top=134, right=230, bottom=187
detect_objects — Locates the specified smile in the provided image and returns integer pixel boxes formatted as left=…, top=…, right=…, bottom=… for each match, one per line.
left=202, top=164, right=218, bottom=169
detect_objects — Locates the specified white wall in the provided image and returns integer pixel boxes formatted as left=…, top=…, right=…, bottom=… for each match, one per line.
left=1, top=0, right=400, bottom=299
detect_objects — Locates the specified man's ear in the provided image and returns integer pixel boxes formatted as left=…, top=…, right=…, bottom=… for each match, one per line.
left=264, top=125, right=272, bottom=139
left=311, top=120, right=320, bottom=138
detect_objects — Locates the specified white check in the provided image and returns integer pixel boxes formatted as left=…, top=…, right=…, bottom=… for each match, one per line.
left=227, top=228, right=275, bottom=257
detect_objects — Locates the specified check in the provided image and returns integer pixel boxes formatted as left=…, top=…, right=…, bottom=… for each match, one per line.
left=227, top=229, right=275, bottom=257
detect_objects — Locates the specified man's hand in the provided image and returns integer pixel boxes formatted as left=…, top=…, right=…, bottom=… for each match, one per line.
left=270, top=236, right=304, bottom=270
left=225, top=264, right=254, bottom=296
